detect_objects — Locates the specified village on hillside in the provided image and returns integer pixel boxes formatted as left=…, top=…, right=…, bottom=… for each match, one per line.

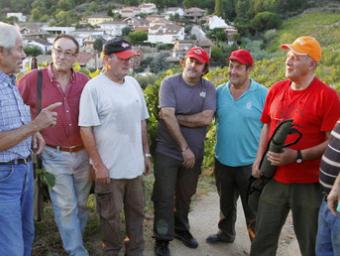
left=6, top=3, right=238, bottom=73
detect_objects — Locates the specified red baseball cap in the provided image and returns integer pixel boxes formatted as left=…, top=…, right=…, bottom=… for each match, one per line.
left=104, top=39, right=138, bottom=59
left=186, top=47, right=209, bottom=64
left=228, top=49, right=254, bottom=66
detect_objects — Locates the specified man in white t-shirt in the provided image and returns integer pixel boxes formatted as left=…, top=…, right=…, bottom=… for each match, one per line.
left=79, top=39, right=152, bottom=256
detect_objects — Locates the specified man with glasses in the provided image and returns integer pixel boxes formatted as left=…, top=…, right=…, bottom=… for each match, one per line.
left=0, top=22, right=60, bottom=256
left=18, top=34, right=91, bottom=256
left=79, top=39, right=151, bottom=256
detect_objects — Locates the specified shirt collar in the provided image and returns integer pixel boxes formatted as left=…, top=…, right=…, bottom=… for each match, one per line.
left=0, top=70, right=16, bottom=88
left=47, top=63, right=76, bottom=83
left=227, top=79, right=256, bottom=92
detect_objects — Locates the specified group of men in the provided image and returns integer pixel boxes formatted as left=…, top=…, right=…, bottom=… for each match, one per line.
left=0, top=20, right=340, bottom=256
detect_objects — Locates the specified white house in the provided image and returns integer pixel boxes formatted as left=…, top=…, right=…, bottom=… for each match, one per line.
left=148, top=21, right=185, bottom=44
left=138, top=3, right=157, bottom=14
left=70, top=29, right=106, bottom=46
left=124, top=17, right=149, bottom=32
left=7, top=12, right=27, bottom=22
left=116, top=7, right=139, bottom=18
left=41, top=26, right=76, bottom=35
left=208, top=15, right=229, bottom=29
left=24, top=39, right=52, bottom=53
left=99, top=21, right=129, bottom=37
left=163, top=7, right=185, bottom=19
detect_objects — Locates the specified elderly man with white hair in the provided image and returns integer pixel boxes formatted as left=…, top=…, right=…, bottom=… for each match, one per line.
left=0, top=22, right=60, bottom=256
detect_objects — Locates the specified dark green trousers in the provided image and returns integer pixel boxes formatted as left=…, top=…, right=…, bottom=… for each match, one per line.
left=250, top=180, right=322, bottom=256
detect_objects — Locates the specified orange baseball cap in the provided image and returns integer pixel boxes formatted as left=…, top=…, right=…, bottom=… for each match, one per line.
left=280, top=36, right=321, bottom=62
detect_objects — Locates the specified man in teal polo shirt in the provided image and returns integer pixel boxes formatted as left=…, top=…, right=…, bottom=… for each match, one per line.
left=206, top=49, right=267, bottom=244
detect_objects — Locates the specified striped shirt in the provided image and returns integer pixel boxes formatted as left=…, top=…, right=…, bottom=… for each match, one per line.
left=320, top=120, right=340, bottom=193
left=0, top=71, right=32, bottom=162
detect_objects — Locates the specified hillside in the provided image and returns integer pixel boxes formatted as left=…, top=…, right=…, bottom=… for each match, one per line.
left=249, top=9, right=340, bottom=90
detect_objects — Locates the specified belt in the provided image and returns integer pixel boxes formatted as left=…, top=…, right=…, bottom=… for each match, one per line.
left=0, top=155, right=32, bottom=165
left=47, top=144, right=84, bottom=153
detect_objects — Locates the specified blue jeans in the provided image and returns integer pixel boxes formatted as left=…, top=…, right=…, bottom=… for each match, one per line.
left=0, top=161, right=34, bottom=256
left=316, top=200, right=340, bottom=256
left=42, top=147, right=91, bottom=256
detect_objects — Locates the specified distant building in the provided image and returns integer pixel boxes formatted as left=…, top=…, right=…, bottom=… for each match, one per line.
left=86, top=14, right=114, bottom=26
left=99, top=21, right=129, bottom=37
left=147, top=20, right=185, bottom=44
left=208, top=16, right=229, bottom=29
left=41, top=26, right=76, bottom=35
left=20, top=22, right=49, bottom=40
left=138, top=3, right=157, bottom=14
left=24, top=39, right=52, bottom=54
left=169, top=39, right=212, bottom=62
left=185, top=7, right=206, bottom=22
left=124, top=17, right=150, bottom=32
left=7, top=12, right=27, bottom=22
left=117, top=7, right=139, bottom=18
left=164, top=7, right=185, bottom=19
left=225, top=24, right=238, bottom=45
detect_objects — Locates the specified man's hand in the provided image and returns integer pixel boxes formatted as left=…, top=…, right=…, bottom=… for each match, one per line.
left=252, top=159, right=262, bottom=178
left=182, top=147, right=195, bottom=169
left=327, top=189, right=339, bottom=215
left=267, top=148, right=297, bottom=166
left=32, top=102, right=62, bottom=131
left=144, top=156, right=153, bottom=175
left=93, top=164, right=110, bottom=184
left=32, top=132, right=45, bottom=154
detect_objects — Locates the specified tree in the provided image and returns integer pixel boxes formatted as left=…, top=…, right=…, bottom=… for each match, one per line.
left=214, top=0, right=223, bottom=17
left=24, top=46, right=43, bottom=57
left=122, top=26, right=132, bottom=37
left=251, top=11, right=281, bottom=33
left=235, top=0, right=251, bottom=19
left=128, top=31, right=148, bottom=45
left=53, top=10, right=77, bottom=26
left=207, top=28, right=227, bottom=42
left=57, top=0, right=74, bottom=11
left=93, top=38, right=104, bottom=53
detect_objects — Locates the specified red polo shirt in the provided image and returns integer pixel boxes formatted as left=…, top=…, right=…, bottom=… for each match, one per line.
left=18, top=65, right=89, bottom=147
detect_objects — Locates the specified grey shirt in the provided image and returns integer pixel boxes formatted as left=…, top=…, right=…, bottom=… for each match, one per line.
left=156, top=74, right=216, bottom=160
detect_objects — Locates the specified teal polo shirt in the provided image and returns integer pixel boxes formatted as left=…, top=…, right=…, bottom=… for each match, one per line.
left=215, top=80, right=267, bottom=167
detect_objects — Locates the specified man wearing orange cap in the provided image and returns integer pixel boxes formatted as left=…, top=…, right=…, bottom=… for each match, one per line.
left=251, top=36, right=340, bottom=256
left=79, top=39, right=152, bottom=256
left=152, top=47, right=216, bottom=256
left=206, top=49, right=267, bottom=245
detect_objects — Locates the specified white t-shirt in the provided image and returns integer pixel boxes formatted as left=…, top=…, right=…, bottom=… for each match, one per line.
left=79, top=74, right=149, bottom=179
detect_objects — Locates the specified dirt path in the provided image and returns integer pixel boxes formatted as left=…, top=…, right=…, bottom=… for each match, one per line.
left=143, top=192, right=300, bottom=256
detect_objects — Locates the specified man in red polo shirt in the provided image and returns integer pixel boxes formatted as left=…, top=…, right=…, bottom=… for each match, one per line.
left=250, top=36, right=340, bottom=256
left=18, top=34, right=91, bottom=256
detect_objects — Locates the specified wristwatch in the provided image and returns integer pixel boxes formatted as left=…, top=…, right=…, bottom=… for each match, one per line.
left=296, top=150, right=303, bottom=164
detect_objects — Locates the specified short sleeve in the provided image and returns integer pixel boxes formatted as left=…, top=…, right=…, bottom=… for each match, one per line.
left=260, top=85, right=276, bottom=124
left=129, top=77, right=149, bottom=120
left=159, top=77, right=176, bottom=108
left=203, top=80, right=216, bottom=111
left=78, top=82, right=101, bottom=127
left=320, top=88, right=340, bottom=132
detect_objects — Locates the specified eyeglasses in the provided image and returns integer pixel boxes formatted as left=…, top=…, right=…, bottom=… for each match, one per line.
left=52, top=47, right=77, bottom=58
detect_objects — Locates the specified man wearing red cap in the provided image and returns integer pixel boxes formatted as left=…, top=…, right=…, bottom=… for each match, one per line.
left=206, top=49, right=267, bottom=245
left=250, top=36, right=340, bottom=256
left=152, top=47, right=216, bottom=256
left=79, top=39, right=152, bottom=256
